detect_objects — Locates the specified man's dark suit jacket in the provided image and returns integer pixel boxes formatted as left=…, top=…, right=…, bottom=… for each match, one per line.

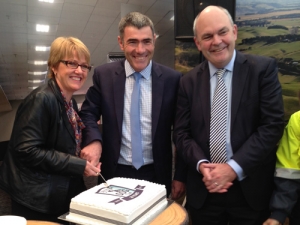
left=173, top=51, right=285, bottom=210
left=80, top=60, right=185, bottom=194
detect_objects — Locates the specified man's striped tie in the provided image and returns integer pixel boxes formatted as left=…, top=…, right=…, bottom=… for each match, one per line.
left=210, top=69, right=228, bottom=163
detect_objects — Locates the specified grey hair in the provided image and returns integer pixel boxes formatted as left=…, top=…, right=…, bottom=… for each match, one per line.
left=193, top=5, right=234, bottom=37
left=118, top=12, right=155, bottom=40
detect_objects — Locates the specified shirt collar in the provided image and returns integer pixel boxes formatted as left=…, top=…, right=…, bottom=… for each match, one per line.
left=124, top=60, right=152, bottom=80
left=209, top=50, right=236, bottom=78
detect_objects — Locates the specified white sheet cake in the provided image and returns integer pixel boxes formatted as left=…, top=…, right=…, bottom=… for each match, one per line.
left=66, top=177, right=167, bottom=225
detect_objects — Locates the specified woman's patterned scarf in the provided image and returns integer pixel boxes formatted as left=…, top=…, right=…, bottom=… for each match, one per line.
left=62, top=92, right=85, bottom=156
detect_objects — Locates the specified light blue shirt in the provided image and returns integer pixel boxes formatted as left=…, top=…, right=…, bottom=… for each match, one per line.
left=197, top=50, right=245, bottom=180
left=118, top=60, right=153, bottom=166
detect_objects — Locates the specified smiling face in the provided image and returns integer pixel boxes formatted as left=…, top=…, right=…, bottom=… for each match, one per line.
left=52, top=51, right=88, bottom=101
left=194, top=6, right=237, bottom=68
left=118, top=26, right=156, bottom=72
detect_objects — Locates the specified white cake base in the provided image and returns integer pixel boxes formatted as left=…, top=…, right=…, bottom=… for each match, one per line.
left=63, top=177, right=168, bottom=225
left=64, top=199, right=168, bottom=225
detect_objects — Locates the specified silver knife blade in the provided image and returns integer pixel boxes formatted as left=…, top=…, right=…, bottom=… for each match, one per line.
left=98, top=172, right=109, bottom=188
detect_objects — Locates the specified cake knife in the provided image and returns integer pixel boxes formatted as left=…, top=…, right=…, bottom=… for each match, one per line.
left=97, top=172, right=110, bottom=188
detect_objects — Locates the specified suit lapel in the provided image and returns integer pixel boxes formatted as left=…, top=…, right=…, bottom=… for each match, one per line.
left=152, top=62, right=164, bottom=140
left=231, top=52, right=248, bottom=126
left=51, top=80, right=75, bottom=143
left=61, top=111, right=76, bottom=142
left=199, top=63, right=211, bottom=139
left=113, top=62, right=126, bottom=138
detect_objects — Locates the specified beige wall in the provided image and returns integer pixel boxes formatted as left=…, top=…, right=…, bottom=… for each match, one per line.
left=0, top=95, right=86, bottom=142
left=0, top=100, right=21, bottom=142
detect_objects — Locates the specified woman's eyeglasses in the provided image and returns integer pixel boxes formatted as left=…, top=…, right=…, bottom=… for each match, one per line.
left=60, top=60, right=92, bottom=72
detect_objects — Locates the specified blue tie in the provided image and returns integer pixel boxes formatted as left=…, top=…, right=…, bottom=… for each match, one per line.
left=130, top=72, right=144, bottom=169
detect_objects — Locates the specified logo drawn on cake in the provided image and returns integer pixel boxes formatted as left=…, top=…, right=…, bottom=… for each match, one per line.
left=96, top=185, right=145, bottom=204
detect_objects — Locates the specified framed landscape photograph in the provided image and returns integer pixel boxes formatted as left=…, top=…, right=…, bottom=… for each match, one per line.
left=175, top=39, right=201, bottom=75
left=235, top=0, right=300, bottom=121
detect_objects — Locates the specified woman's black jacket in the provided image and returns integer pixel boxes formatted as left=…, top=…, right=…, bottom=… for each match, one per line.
left=0, top=78, right=86, bottom=214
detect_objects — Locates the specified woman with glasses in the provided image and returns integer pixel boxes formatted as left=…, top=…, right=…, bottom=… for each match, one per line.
left=0, top=37, right=100, bottom=223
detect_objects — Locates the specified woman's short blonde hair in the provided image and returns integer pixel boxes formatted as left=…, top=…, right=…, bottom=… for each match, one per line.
left=47, top=36, right=91, bottom=79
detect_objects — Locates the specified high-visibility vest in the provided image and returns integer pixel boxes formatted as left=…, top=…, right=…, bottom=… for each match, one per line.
left=275, top=110, right=300, bottom=179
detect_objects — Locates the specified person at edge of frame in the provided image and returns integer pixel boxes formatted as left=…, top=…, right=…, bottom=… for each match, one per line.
left=264, top=110, right=300, bottom=225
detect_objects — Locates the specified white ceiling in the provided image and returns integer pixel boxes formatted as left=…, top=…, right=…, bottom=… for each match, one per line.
left=0, top=0, right=176, bottom=106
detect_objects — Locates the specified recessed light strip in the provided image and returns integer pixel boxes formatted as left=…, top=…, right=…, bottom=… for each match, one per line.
left=28, top=79, right=45, bottom=83
left=28, top=60, right=48, bottom=65
left=35, top=46, right=50, bottom=51
left=36, top=24, right=49, bottom=32
left=28, top=71, right=48, bottom=75
left=28, top=86, right=39, bottom=90
left=39, top=0, right=54, bottom=3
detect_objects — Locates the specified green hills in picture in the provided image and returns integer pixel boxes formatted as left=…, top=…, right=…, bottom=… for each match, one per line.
left=236, top=0, right=300, bottom=120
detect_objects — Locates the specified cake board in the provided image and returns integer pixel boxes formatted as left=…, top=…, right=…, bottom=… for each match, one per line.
left=58, top=199, right=174, bottom=225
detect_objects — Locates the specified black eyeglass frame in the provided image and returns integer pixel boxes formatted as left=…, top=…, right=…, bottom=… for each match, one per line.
left=59, top=60, right=92, bottom=72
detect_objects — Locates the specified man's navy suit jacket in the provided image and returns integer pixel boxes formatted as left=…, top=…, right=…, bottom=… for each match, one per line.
left=174, top=51, right=285, bottom=210
left=80, top=60, right=185, bottom=194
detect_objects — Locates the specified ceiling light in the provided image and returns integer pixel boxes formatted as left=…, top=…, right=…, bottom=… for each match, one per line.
left=28, top=79, right=45, bottom=83
left=33, top=61, right=47, bottom=65
left=170, top=16, right=174, bottom=21
left=35, top=46, right=50, bottom=51
left=28, top=71, right=48, bottom=75
left=36, top=24, right=49, bottom=32
left=27, top=60, right=48, bottom=65
left=39, top=0, right=54, bottom=3
left=28, top=86, right=38, bottom=90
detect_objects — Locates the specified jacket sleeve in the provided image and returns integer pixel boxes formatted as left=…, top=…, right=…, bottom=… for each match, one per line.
left=173, top=71, right=209, bottom=169
left=79, top=68, right=103, bottom=147
left=269, top=177, right=300, bottom=224
left=230, top=57, right=285, bottom=174
left=173, top=147, right=188, bottom=183
left=269, top=111, right=300, bottom=223
left=11, top=91, right=85, bottom=176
